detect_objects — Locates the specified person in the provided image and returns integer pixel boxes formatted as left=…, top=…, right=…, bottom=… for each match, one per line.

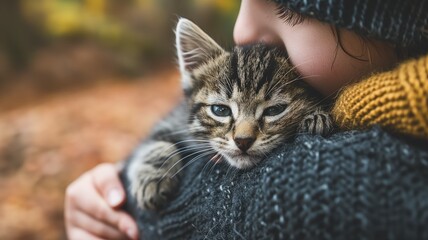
left=65, top=0, right=428, bottom=239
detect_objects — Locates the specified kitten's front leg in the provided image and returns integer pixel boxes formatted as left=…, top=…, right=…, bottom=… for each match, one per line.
left=126, top=141, right=183, bottom=210
left=299, top=109, right=334, bottom=136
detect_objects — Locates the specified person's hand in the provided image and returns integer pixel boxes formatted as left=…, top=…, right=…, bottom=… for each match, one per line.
left=65, top=163, right=139, bottom=240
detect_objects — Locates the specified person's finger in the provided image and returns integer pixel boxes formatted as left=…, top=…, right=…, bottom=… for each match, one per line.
left=66, top=174, right=121, bottom=227
left=117, top=211, right=140, bottom=240
left=92, top=163, right=126, bottom=208
left=68, top=228, right=112, bottom=240
left=71, top=209, right=129, bottom=239
left=65, top=165, right=139, bottom=239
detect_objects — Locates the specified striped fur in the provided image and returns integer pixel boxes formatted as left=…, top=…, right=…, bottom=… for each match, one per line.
left=124, top=18, right=333, bottom=211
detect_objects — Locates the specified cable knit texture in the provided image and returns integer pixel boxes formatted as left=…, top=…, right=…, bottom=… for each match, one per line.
left=122, top=128, right=428, bottom=240
left=272, top=0, right=428, bottom=57
left=333, top=54, right=428, bottom=139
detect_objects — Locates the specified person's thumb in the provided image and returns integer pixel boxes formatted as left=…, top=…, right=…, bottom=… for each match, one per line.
left=92, top=163, right=126, bottom=208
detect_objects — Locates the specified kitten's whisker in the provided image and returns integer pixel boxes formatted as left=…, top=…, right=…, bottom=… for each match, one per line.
left=296, top=74, right=321, bottom=80
left=201, top=155, right=218, bottom=176
left=159, top=126, right=205, bottom=137
left=157, top=143, right=212, bottom=169
left=285, top=58, right=316, bottom=76
left=159, top=139, right=212, bottom=154
left=160, top=148, right=215, bottom=181
left=266, top=71, right=320, bottom=97
left=207, top=153, right=224, bottom=176
left=157, top=140, right=211, bottom=158
left=268, top=74, right=317, bottom=95
left=266, top=59, right=314, bottom=96
left=258, top=135, right=281, bottom=148
left=224, top=164, right=233, bottom=178
left=260, top=150, right=269, bottom=159
left=171, top=150, right=217, bottom=178
left=209, top=152, right=221, bottom=162
left=159, top=144, right=211, bottom=166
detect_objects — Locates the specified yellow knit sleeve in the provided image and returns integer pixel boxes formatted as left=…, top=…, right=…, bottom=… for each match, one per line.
left=332, top=54, right=428, bottom=139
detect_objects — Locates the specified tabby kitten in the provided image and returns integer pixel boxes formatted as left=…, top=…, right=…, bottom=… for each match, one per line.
left=124, top=18, right=333, bottom=210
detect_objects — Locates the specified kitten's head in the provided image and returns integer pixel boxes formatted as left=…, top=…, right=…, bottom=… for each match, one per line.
left=176, top=18, right=319, bottom=169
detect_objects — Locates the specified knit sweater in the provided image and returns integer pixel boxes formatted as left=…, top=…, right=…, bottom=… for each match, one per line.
left=123, top=127, right=428, bottom=240
left=122, top=55, right=428, bottom=239
left=333, top=54, right=428, bottom=139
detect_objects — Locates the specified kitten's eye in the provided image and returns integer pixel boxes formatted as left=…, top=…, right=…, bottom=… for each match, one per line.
left=211, top=105, right=232, bottom=117
left=263, top=104, right=287, bottom=116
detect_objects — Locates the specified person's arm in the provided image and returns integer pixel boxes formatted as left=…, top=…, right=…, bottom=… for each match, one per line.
left=65, top=163, right=139, bottom=240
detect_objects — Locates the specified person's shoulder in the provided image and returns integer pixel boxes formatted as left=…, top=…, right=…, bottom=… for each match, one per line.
left=266, top=126, right=428, bottom=169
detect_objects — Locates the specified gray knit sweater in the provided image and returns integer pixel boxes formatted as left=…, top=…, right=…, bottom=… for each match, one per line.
left=122, top=127, right=428, bottom=240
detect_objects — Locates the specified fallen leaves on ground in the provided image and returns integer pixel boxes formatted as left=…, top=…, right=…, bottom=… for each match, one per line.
left=0, top=70, right=181, bottom=239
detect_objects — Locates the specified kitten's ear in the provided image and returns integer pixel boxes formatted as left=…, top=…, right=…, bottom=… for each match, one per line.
left=176, top=18, right=224, bottom=88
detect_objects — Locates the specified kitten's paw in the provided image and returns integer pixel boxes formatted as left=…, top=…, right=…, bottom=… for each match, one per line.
left=136, top=174, right=179, bottom=210
left=128, top=142, right=183, bottom=210
left=300, top=110, right=333, bottom=136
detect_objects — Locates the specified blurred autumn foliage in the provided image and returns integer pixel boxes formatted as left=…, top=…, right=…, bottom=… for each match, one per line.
left=0, top=0, right=238, bottom=239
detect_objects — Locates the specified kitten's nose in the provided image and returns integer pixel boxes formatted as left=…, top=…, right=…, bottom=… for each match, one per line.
left=234, top=137, right=255, bottom=152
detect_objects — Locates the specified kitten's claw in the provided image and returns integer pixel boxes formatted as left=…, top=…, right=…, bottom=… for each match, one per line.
left=300, top=110, right=333, bottom=136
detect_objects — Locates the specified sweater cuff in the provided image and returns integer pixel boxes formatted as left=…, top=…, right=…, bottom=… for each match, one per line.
left=332, top=54, right=428, bottom=139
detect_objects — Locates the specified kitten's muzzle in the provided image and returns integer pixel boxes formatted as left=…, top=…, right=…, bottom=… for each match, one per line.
left=234, top=137, right=255, bottom=153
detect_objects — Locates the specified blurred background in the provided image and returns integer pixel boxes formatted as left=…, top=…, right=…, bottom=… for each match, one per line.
left=0, top=0, right=238, bottom=239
